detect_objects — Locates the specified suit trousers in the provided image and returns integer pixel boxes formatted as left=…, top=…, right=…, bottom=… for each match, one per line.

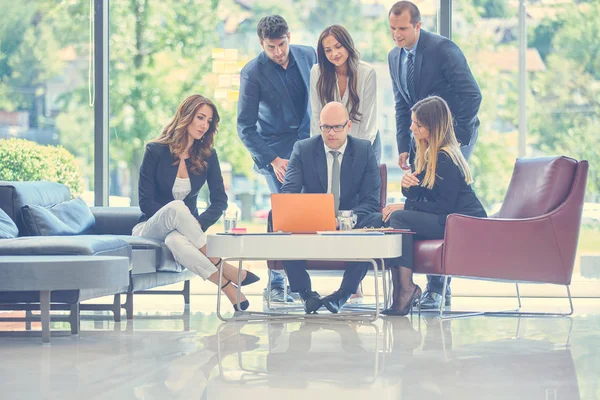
left=283, top=212, right=383, bottom=295
left=132, top=200, right=217, bottom=279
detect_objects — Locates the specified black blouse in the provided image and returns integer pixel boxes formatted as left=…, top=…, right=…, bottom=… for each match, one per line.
left=138, top=142, right=228, bottom=231
left=402, top=151, right=486, bottom=225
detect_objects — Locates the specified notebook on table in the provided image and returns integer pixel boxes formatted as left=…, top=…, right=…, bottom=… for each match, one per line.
left=271, top=193, right=337, bottom=234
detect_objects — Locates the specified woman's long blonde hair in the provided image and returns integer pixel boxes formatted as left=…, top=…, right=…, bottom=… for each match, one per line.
left=152, top=94, right=220, bottom=174
left=412, top=96, right=473, bottom=189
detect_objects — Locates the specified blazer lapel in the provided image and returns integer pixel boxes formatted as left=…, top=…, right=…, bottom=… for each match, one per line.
left=392, top=48, right=411, bottom=105
left=292, top=46, right=311, bottom=121
left=314, top=139, right=328, bottom=192
left=259, top=52, right=296, bottom=117
left=414, top=30, right=429, bottom=99
left=340, top=138, right=354, bottom=202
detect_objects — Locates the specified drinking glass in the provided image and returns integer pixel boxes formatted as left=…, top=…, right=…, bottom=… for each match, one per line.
left=223, top=209, right=239, bottom=233
left=337, top=210, right=356, bottom=231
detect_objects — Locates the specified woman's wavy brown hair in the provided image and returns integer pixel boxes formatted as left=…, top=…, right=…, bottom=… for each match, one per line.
left=153, top=94, right=220, bottom=174
left=316, top=25, right=362, bottom=123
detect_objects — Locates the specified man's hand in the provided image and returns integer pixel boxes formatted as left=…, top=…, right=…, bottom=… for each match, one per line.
left=270, top=157, right=289, bottom=183
left=401, top=171, right=420, bottom=189
left=381, top=203, right=405, bottom=223
left=398, top=152, right=410, bottom=170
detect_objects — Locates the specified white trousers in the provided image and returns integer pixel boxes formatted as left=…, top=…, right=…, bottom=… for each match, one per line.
left=132, top=200, right=217, bottom=279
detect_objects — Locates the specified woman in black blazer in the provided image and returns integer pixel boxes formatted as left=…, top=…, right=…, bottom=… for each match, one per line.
left=381, top=96, right=486, bottom=316
left=133, top=94, right=259, bottom=311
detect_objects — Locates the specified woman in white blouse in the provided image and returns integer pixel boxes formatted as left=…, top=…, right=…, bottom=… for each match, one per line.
left=310, top=25, right=380, bottom=162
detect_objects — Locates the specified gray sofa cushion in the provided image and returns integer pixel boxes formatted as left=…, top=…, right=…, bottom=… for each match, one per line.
left=0, top=236, right=132, bottom=259
left=0, top=181, right=70, bottom=236
left=0, top=208, right=18, bottom=239
left=21, top=197, right=95, bottom=236
left=101, top=235, right=183, bottom=273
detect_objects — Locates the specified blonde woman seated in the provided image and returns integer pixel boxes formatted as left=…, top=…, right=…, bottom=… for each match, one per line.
left=133, top=94, right=259, bottom=311
left=381, top=96, right=486, bottom=316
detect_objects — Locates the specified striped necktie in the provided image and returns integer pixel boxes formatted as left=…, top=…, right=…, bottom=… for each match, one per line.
left=407, top=52, right=416, bottom=102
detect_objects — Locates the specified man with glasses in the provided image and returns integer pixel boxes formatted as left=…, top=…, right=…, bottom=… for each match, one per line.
left=238, top=15, right=317, bottom=303
left=279, top=102, right=382, bottom=314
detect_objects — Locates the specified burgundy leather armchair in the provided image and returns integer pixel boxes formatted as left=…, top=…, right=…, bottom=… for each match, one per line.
left=413, top=156, right=588, bottom=316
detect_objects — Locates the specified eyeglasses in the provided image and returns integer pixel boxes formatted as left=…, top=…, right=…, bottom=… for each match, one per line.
left=319, top=120, right=349, bottom=133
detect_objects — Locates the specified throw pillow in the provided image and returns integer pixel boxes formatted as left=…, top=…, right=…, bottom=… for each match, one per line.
left=0, top=208, right=19, bottom=239
left=21, top=197, right=95, bottom=236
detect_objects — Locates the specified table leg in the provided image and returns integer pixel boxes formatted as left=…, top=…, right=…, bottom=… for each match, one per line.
left=370, top=259, right=380, bottom=321
left=216, top=258, right=225, bottom=322
left=237, top=260, right=243, bottom=309
left=40, top=290, right=51, bottom=344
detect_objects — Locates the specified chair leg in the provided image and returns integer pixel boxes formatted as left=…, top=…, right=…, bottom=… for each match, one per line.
left=183, top=280, right=190, bottom=305
left=40, top=291, right=50, bottom=344
left=113, top=294, right=121, bottom=323
left=70, top=303, right=80, bottom=335
left=439, top=276, right=449, bottom=318
left=125, top=292, right=134, bottom=320
left=25, top=310, right=32, bottom=331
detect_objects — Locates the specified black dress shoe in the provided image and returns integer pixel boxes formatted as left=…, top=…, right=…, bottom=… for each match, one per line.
left=419, top=291, right=451, bottom=310
left=300, top=290, right=322, bottom=314
left=322, top=290, right=352, bottom=314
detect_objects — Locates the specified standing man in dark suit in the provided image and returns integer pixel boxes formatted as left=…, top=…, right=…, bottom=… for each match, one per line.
left=388, top=1, right=482, bottom=309
left=238, top=15, right=317, bottom=302
left=280, top=102, right=382, bottom=314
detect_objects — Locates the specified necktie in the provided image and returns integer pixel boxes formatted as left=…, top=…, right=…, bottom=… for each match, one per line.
left=330, top=150, right=341, bottom=214
left=407, top=52, right=416, bottom=102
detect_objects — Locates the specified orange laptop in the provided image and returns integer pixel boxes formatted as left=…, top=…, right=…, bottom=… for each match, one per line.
left=271, top=193, right=337, bottom=233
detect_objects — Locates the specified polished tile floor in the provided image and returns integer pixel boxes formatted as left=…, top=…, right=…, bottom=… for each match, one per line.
left=1, top=296, right=599, bottom=400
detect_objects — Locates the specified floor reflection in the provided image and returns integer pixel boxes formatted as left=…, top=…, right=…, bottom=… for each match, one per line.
left=0, top=302, right=597, bottom=400
left=209, top=316, right=580, bottom=400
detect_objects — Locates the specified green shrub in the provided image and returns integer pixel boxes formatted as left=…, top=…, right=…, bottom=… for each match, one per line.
left=0, top=138, right=83, bottom=196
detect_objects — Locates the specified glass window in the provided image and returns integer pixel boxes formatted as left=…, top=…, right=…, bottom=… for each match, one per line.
left=0, top=1, right=94, bottom=202
left=455, top=0, right=600, bottom=297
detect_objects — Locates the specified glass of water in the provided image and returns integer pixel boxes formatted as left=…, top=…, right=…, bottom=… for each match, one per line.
left=337, top=210, right=356, bottom=231
left=223, top=209, right=239, bottom=233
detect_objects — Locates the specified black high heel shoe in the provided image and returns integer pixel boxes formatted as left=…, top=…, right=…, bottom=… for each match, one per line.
left=382, top=285, right=422, bottom=316
left=240, top=271, right=260, bottom=286
left=233, top=300, right=250, bottom=312
left=213, top=258, right=260, bottom=287
left=222, top=279, right=250, bottom=312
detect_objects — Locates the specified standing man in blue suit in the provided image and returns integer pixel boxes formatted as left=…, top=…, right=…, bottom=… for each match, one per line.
left=387, top=1, right=482, bottom=309
left=280, top=102, right=382, bottom=314
left=237, top=15, right=317, bottom=302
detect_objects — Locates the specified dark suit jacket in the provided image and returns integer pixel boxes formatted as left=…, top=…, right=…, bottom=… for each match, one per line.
left=401, top=151, right=487, bottom=225
left=138, top=142, right=228, bottom=231
left=237, top=45, right=317, bottom=171
left=388, top=30, right=482, bottom=154
left=280, top=135, right=381, bottom=225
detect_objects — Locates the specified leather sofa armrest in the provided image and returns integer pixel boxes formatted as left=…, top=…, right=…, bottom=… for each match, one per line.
left=442, top=214, right=571, bottom=285
left=90, top=207, right=142, bottom=235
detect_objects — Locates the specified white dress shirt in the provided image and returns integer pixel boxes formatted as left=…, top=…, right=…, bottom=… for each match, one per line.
left=323, top=139, right=348, bottom=194
left=310, top=60, right=378, bottom=144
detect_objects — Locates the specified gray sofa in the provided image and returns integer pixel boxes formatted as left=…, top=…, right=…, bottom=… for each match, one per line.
left=0, top=181, right=196, bottom=327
